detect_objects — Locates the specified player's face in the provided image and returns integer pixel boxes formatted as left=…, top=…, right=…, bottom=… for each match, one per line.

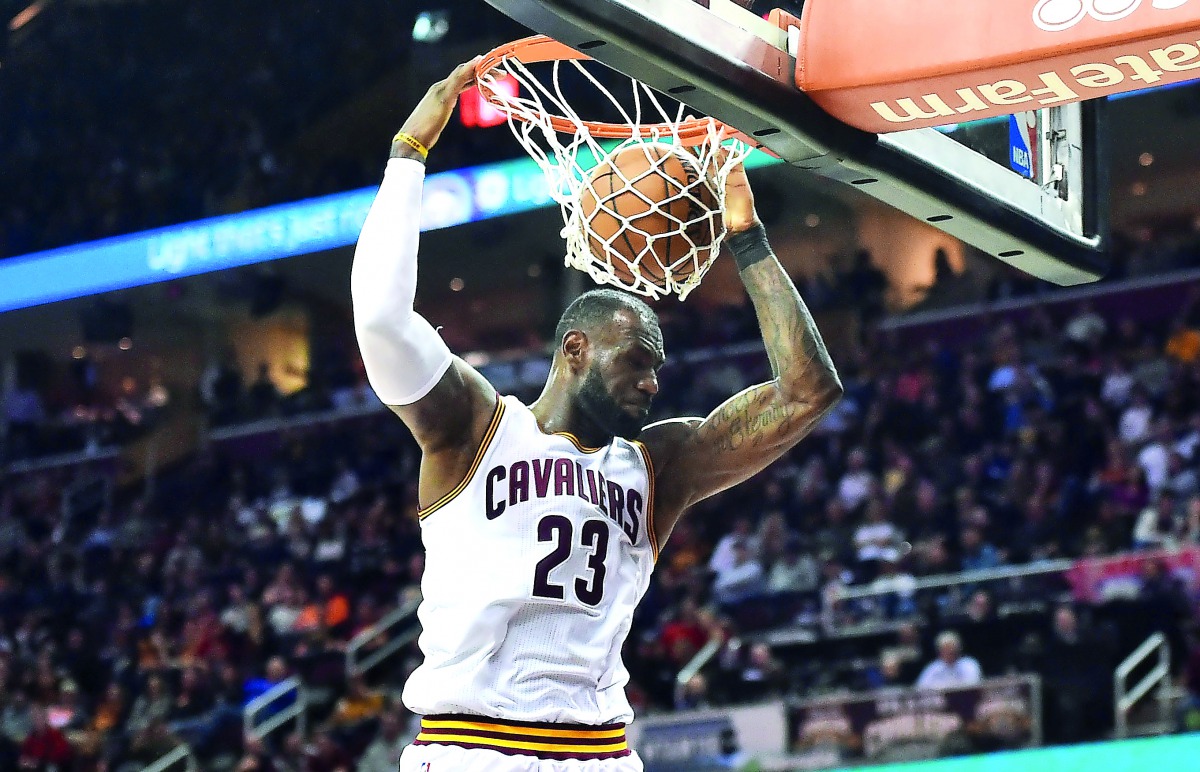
left=576, top=313, right=664, bottom=440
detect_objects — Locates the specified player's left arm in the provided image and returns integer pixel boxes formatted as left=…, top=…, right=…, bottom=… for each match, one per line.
left=640, top=161, right=842, bottom=544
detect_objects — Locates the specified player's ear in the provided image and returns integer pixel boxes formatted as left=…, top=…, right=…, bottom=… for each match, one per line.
left=561, top=330, right=589, bottom=372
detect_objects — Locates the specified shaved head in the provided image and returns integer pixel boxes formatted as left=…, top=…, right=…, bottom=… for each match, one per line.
left=554, top=289, right=658, bottom=347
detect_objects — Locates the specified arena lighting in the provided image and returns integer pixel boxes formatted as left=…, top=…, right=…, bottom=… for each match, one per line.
left=460, top=76, right=518, bottom=129
left=8, top=0, right=45, bottom=32
left=412, top=10, right=450, bottom=43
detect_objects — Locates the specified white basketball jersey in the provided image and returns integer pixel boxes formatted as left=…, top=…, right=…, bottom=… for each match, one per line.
left=402, top=395, right=659, bottom=725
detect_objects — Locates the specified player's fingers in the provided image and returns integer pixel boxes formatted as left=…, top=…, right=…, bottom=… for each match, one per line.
left=450, top=56, right=483, bottom=92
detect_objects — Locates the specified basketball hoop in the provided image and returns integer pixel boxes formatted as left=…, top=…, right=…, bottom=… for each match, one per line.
left=475, top=35, right=754, bottom=300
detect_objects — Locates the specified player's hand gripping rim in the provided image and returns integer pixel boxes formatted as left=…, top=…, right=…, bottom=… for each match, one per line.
left=393, top=57, right=483, bottom=160
left=715, top=146, right=759, bottom=234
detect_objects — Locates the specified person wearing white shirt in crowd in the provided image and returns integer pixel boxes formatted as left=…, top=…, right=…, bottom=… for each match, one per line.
left=915, top=631, right=982, bottom=690
left=1119, top=388, right=1154, bottom=446
left=1133, top=492, right=1180, bottom=550
left=709, top=516, right=757, bottom=576
left=1138, top=421, right=1174, bottom=493
left=838, top=447, right=875, bottom=512
left=713, top=540, right=766, bottom=604
left=855, top=498, right=902, bottom=565
left=767, top=539, right=821, bottom=594
left=1101, top=356, right=1134, bottom=408
left=1064, top=301, right=1107, bottom=348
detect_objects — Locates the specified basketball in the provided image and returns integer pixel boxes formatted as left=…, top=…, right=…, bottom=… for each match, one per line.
left=577, top=143, right=723, bottom=290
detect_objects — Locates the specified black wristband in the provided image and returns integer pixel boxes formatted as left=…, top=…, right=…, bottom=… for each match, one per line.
left=726, top=223, right=773, bottom=271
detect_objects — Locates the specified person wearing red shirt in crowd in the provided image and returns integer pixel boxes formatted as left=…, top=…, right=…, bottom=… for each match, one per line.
left=18, top=706, right=71, bottom=771
left=659, top=597, right=710, bottom=668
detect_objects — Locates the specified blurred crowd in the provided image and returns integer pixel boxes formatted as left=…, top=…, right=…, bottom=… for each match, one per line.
left=0, top=411, right=426, bottom=770
left=1, top=0, right=407, bottom=260
left=0, top=0, right=538, bottom=262
left=3, top=273, right=1200, bottom=767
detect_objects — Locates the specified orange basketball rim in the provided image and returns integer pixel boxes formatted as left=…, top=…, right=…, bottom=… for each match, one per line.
left=476, top=35, right=752, bottom=147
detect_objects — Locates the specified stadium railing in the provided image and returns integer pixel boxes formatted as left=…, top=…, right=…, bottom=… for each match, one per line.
left=345, top=596, right=423, bottom=679
left=245, top=676, right=307, bottom=742
left=142, top=743, right=199, bottom=772
left=1114, top=631, right=1174, bottom=739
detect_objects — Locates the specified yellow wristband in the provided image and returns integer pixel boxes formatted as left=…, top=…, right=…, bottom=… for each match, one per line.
left=392, top=132, right=429, bottom=159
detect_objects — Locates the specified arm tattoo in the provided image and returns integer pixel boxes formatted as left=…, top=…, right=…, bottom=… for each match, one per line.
left=739, top=250, right=840, bottom=404
left=698, top=386, right=803, bottom=453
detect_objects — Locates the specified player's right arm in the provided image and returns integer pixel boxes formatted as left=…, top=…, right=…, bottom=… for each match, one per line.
left=352, top=59, right=498, bottom=508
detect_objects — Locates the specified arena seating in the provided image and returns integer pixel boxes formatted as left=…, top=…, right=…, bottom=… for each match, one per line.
left=3, top=271, right=1200, bottom=769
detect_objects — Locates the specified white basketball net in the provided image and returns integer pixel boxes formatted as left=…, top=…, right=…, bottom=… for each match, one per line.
left=478, top=55, right=752, bottom=300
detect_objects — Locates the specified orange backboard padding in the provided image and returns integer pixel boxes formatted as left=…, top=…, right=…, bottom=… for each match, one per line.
left=777, top=0, right=1200, bottom=133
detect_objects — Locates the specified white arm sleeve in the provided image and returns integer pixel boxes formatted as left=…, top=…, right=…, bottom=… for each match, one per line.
left=352, top=157, right=454, bottom=406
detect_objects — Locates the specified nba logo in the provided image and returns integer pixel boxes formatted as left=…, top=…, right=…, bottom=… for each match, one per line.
left=419, top=764, right=432, bottom=772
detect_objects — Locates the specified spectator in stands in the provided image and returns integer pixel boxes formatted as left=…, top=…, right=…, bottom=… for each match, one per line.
left=1165, top=452, right=1199, bottom=500
left=18, top=705, right=72, bottom=771
left=1166, top=319, right=1200, bottom=366
left=865, top=651, right=908, bottom=690
left=708, top=517, right=756, bottom=577
left=168, top=666, right=216, bottom=736
left=675, top=673, right=711, bottom=711
left=1101, top=355, right=1136, bottom=408
left=235, top=732, right=280, bottom=772
left=1064, top=301, right=1107, bottom=351
left=813, top=499, right=856, bottom=565
left=2, top=688, right=33, bottom=751
left=244, top=656, right=291, bottom=706
left=209, top=353, right=246, bottom=426
left=756, top=510, right=794, bottom=568
left=249, top=363, right=282, bottom=419
left=1138, top=421, right=1175, bottom=493
left=958, top=527, right=1003, bottom=573
left=766, top=538, right=821, bottom=595
left=838, top=447, right=875, bottom=513
left=1119, top=387, right=1155, bottom=445
left=295, top=575, right=351, bottom=639
left=1133, top=492, right=1180, bottom=550
left=2, top=380, right=45, bottom=460
left=1039, top=605, right=1111, bottom=744
left=736, top=643, right=787, bottom=702
left=329, top=459, right=362, bottom=506
left=854, top=497, right=902, bottom=577
left=327, top=674, right=385, bottom=737
left=660, top=599, right=711, bottom=669
left=79, top=682, right=125, bottom=762
left=305, top=728, right=354, bottom=772
left=915, top=631, right=982, bottom=690
left=1187, top=496, right=1200, bottom=544
left=841, top=249, right=890, bottom=328
left=357, top=708, right=411, bottom=772
left=125, top=674, right=173, bottom=736
left=713, top=540, right=766, bottom=605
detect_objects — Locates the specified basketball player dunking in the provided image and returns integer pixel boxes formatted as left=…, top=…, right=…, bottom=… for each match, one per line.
left=352, top=60, right=842, bottom=772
